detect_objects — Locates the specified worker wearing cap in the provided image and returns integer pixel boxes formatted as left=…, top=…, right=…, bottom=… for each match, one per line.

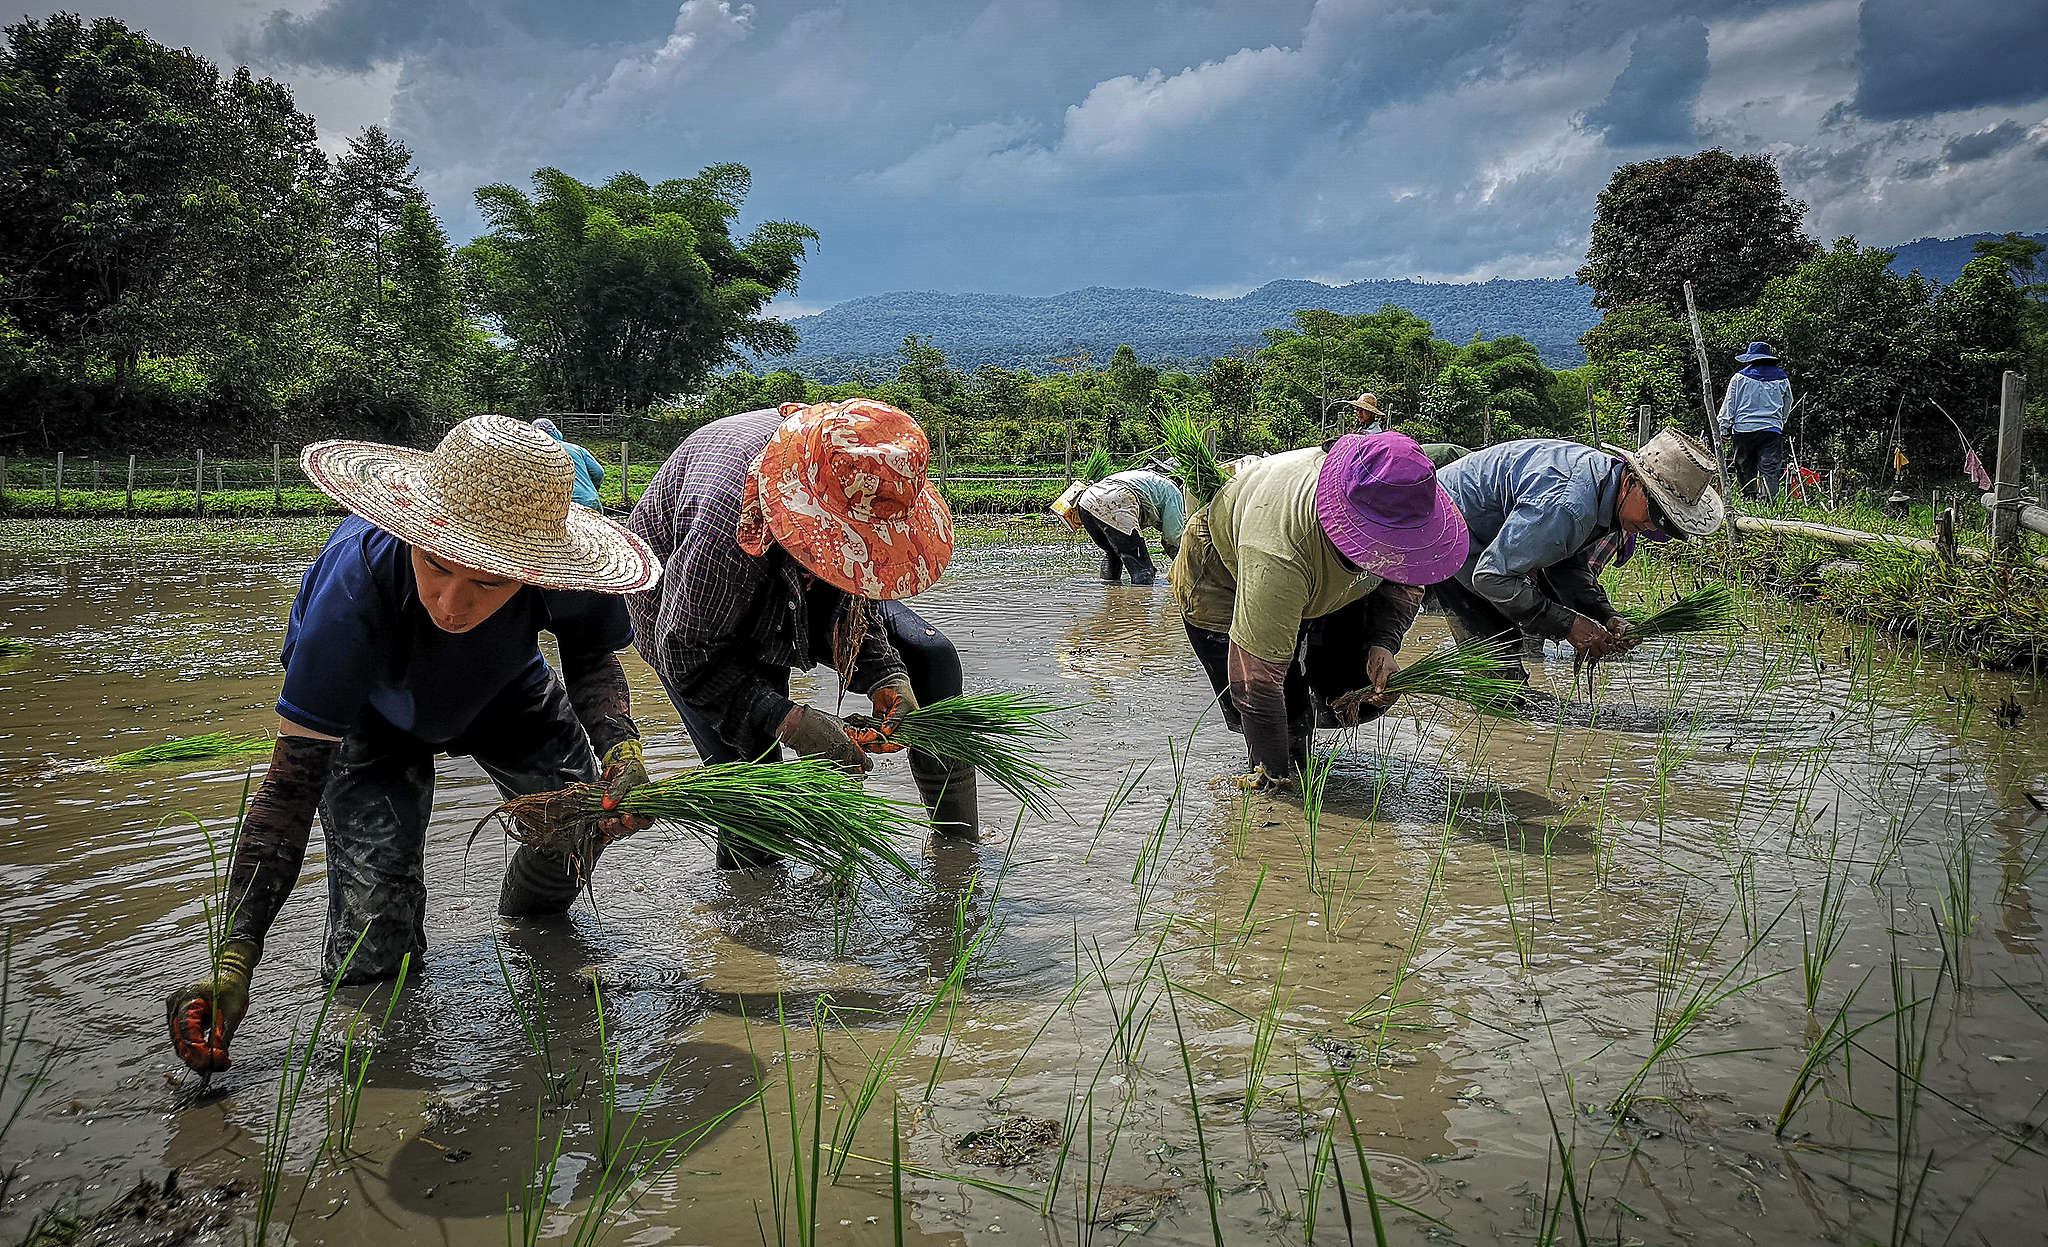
left=1430, top=430, right=1727, bottom=681
left=626, top=400, right=976, bottom=859
left=1076, top=462, right=1187, bottom=585
left=165, top=416, right=663, bottom=1074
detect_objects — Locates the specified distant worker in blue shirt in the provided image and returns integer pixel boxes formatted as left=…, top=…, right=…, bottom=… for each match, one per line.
left=1717, top=342, right=1793, bottom=501
left=1077, top=462, right=1187, bottom=585
left=535, top=418, right=607, bottom=510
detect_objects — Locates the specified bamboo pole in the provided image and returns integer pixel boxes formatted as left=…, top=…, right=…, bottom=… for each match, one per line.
left=1063, top=413, right=1074, bottom=480
left=1989, top=370, right=2027, bottom=558
left=1979, top=493, right=2048, bottom=538
left=1730, top=513, right=2048, bottom=569
left=1680, top=281, right=1740, bottom=546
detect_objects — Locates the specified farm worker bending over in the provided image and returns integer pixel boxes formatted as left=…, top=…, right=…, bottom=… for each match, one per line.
left=1171, top=431, right=1470, bottom=788
left=625, top=399, right=975, bottom=860
left=533, top=417, right=607, bottom=510
left=1077, top=463, right=1186, bottom=585
left=166, top=415, right=663, bottom=1074
left=1430, top=430, right=1725, bottom=682
left=1717, top=342, right=1792, bottom=501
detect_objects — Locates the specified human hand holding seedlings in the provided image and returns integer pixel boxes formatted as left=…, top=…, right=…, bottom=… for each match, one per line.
left=1566, top=614, right=1624, bottom=659
left=166, top=938, right=258, bottom=1073
left=595, top=738, right=654, bottom=838
left=1361, top=645, right=1402, bottom=709
left=845, top=674, right=917, bottom=754
left=777, top=704, right=873, bottom=775
left=1603, top=614, right=1644, bottom=655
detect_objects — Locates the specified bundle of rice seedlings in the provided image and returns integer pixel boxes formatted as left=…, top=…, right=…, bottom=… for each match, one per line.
left=1329, top=636, right=1526, bottom=723
left=476, top=759, right=923, bottom=884
left=1078, top=446, right=1112, bottom=483
left=1160, top=409, right=1225, bottom=506
left=97, top=732, right=273, bottom=769
left=1620, top=582, right=1740, bottom=640
left=851, top=692, right=1073, bottom=819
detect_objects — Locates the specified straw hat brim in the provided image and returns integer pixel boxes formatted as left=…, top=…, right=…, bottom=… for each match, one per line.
left=301, top=440, right=661, bottom=593
left=1606, top=444, right=1727, bottom=539
left=755, top=436, right=954, bottom=600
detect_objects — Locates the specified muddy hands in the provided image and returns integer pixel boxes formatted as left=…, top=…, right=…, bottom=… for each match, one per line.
left=166, top=938, right=257, bottom=1073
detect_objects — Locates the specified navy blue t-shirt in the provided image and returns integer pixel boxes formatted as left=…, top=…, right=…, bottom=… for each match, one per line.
left=277, top=516, right=634, bottom=744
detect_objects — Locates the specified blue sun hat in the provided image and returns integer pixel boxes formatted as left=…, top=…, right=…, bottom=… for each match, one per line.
left=1735, top=341, right=1778, bottom=363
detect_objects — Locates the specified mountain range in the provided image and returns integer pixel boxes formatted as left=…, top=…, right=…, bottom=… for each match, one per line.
left=765, top=232, right=2044, bottom=379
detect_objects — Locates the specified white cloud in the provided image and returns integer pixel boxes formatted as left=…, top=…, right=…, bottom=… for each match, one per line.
left=570, top=1, right=754, bottom=122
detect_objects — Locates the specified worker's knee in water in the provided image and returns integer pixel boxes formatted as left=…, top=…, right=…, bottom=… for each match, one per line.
left=497, top=844, right=587, bottom=917
left=325, top=884, right=426, bottom=984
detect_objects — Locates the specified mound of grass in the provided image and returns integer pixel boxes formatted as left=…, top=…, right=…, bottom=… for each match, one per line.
left=97, top=732, right=273, bottom=769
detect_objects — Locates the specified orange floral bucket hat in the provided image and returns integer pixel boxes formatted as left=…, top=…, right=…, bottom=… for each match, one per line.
left=736, top=399, right=954, bottom=598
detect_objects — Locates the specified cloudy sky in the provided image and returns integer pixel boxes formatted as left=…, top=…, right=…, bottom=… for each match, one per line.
left=43, top=1, right=2048, bottom=309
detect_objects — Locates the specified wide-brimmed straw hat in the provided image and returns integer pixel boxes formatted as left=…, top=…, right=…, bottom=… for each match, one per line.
left=301, top=414, right=660, bottom=593
left=1604, top=428, right=1727, bottom=539
left=737, top=399, right=954, bottom=599
left=1313, top=432, right=1469, bottom=586
left=1335, top=392, right=1384, bottom=423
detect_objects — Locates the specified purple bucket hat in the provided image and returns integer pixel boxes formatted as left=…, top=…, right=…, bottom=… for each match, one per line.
left=1313, top=432, right=1469, bottom=586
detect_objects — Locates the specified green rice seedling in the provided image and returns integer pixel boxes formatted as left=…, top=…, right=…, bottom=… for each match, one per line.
left=1800, top=867, right=1850, bottom=1013
left=0, top=938, right=60, bottom=1208
left=1608, top=904, right=1788, bottom=1116
left=1222, top=865, right=1267, bottom=975
left=507, top=1093, right=570, bottom=1247
left=250, top=929, right=370, bottom=1247
left=1330, top=1078, right=1392, bottom=1247
left=1349, top=825, right=1453, bottom=1050
left=96, top=731, right=272, bottom=769
left=1492, top=848, right=1534, bottom=971
left=1077, top=446, right=1112, bottom=482
left=1164, top=981, right=1227, bottom=1247
left=1936, top=831, right=1976, bottom=996
left=863, top=692, right=1075, bottom=819
left=1621, top=582, right=1739, bottom=640
left=1242, top=925, right=1296, bottom=1120
left=324, top=954, right=410, bottom=1159
left=1887, top=941, right=1945, bottom=1247
left=496, top=946, right=574, bottom=1105
left=1331, top=635, right=1527, bottom=722
left=1084, top=760, right=1148, bottom=862
left=477, top=758, right=924, bottom=885
left=1160, top=405, right=1226, bottom=505
left=1775, top=973, right=1896, bottom=1135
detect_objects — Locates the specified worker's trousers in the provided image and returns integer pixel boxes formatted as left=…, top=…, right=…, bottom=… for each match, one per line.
left=1732, top=430, right=1787, bottom=501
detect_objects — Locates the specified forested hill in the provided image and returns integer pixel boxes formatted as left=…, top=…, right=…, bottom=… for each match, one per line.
left=768, top=232, right=2046, bottom=380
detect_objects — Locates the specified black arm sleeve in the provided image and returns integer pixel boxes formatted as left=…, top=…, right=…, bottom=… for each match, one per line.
left=560, top=647, right=639, bottom=759
left=225, top=735, right=339, bottom=953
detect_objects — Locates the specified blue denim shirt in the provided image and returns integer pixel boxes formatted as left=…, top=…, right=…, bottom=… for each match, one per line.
left=1435, top=439, right=1622, bottom=635
left=1717, top=367, right=1791, bottom=436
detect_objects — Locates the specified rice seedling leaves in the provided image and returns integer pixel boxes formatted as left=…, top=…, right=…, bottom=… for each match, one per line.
left=858, top=692, right=1079, bottom=820
left=97, top=732, right=272, bottom=769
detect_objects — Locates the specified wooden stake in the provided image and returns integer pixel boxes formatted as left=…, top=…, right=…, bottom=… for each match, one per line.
left=273, top=443, right=282, bottom=512
left=195, top=449, right=205, bottom=518
left=126, top=454, right=136, bottom=517
left=91, top=459, right=101, bottom=491
left=1935, top=506, right=1956, bottom=563
left=1989, top=370, right=2027, bottom=558
left=1680, top=281, right=1739, bottom=546
left=619, top=440, right=632, bottom=509
left=1637, top=404, right=1652, bottom=447
left=1063, top=414, right=1074, bottom=479
left=53, top=452, right=63, bottom=513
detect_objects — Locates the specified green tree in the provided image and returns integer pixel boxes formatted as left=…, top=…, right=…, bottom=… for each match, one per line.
left=458, top=164, right=815, bottom=411
left=1577, top=149, right=1818, bottom=314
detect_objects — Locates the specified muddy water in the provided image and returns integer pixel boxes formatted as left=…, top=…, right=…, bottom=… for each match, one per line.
left=1, top=523, right=2044, bottom=1245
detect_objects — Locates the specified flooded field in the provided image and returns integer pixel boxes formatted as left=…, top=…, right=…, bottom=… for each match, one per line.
left=1, top=520, right=2044, bottom=1246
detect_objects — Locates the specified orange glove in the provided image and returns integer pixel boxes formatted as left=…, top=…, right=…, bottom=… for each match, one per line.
left=847, top=675, right=917, bottom=754
left=167, top=938, right=257, bottom=1073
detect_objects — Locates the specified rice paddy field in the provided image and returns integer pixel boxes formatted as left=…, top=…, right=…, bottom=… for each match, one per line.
left=0, top=517, right=2044, bottom=1246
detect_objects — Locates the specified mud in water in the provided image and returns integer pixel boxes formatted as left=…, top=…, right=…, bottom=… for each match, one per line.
left=1, top=520, right=2045, bottom=1246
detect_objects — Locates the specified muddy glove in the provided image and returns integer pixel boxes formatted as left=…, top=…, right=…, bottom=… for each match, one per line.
left=166, top=937, right=258, bottom=1074
left=848, top=674, right=917, bottom=753
left=596, top=738, right=654, bottom=838
left=777, top=704, right=874, bottom=775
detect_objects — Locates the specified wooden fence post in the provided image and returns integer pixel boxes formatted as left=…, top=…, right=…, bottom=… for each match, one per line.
left=91, top=459, right=101, bottom=491
left=54, top=451, right=63, bottom=513
left=272, top=443, right=282, bottom=512
left=1638, top=404, right=1652, bottom=447
left=215, top=466, right=223, bottom=495
left=1989, top=370, right=2027, bottom=558
left=195, top=449, right=205, bottom=518
left=0, top=456, right=8, bottom=511
left=1585, top=388, right=1601, bottom=448
left=1935, top=507, right=1957, bottom=563
left=1063, top=415, right=1075, bottom=480
left=619, top=441, right=631, bottom=509
left=1483, top=407, right=1496, bottom=448
left=126, top=454, right=136, bottom=517
left=1681, top=280, right=1740, bottom=547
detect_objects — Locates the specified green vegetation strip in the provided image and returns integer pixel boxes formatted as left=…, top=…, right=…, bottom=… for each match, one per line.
left=96, top=732, right=274, bottom=769
left=477, top=758, right=925, bottom=884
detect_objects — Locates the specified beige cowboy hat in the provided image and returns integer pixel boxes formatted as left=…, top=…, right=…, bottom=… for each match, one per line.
left=1335, top=392, right=1384, bottom=422
left=301, top=414, right=661, bottom=593
left=1602, top=428, right=1727, bottom=538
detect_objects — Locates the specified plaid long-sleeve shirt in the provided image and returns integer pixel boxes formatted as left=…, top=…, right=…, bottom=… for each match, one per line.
left=625, top=409, right=907, bottom=749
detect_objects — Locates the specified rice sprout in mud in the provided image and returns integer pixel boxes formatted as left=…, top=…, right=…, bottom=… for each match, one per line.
left=95, top=732, right=273, bottom=769
left=471, top=759, right=925, bottom=885
left=1331, top=635, right=1527, bottom=722
left=849, top=691, right=1076, bottom=818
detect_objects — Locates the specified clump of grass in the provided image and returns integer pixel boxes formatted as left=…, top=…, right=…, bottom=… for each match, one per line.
left=96, top=732, right=272, bottom=769
left=1160, top=408, right=1225, bottom=506
left=0, top=637, right=28, bottom=658
left=1622, top=582, right=1740, bottom=640
left=1330, top=636, right=1527, bottom=722
left=474, top=759, right=924, bottom=884
left=855, top=692, right=1074, bottom=819
left=1078, top=447, right=1112, bottom=483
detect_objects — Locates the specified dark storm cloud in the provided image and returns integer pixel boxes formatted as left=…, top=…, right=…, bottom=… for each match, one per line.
left=1855, top=1, right=2048, bottom=121
left=1584, top=18, right=1709, bottom=146
left=244, top=0, right=681, bottom=71
left=1940, top=121, right=2030, bottom=166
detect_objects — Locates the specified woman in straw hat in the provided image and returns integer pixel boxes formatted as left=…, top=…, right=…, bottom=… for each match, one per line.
left=1170, top=430, right=1470, bottom=787
left=625, top=398, right=973, bottom=861
left=1429, top=429, right=1726, bottom=682
left=165, top=415, right=662, bottom=1075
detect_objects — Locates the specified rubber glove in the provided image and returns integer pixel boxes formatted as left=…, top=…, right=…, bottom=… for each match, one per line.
left=597, top=738, right=654, bottom=838
left=848, top=674, right=918, bottom=753
left=166, top=937, right=258, bottom=1073
left=777, top=704, right=873, bottom=775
